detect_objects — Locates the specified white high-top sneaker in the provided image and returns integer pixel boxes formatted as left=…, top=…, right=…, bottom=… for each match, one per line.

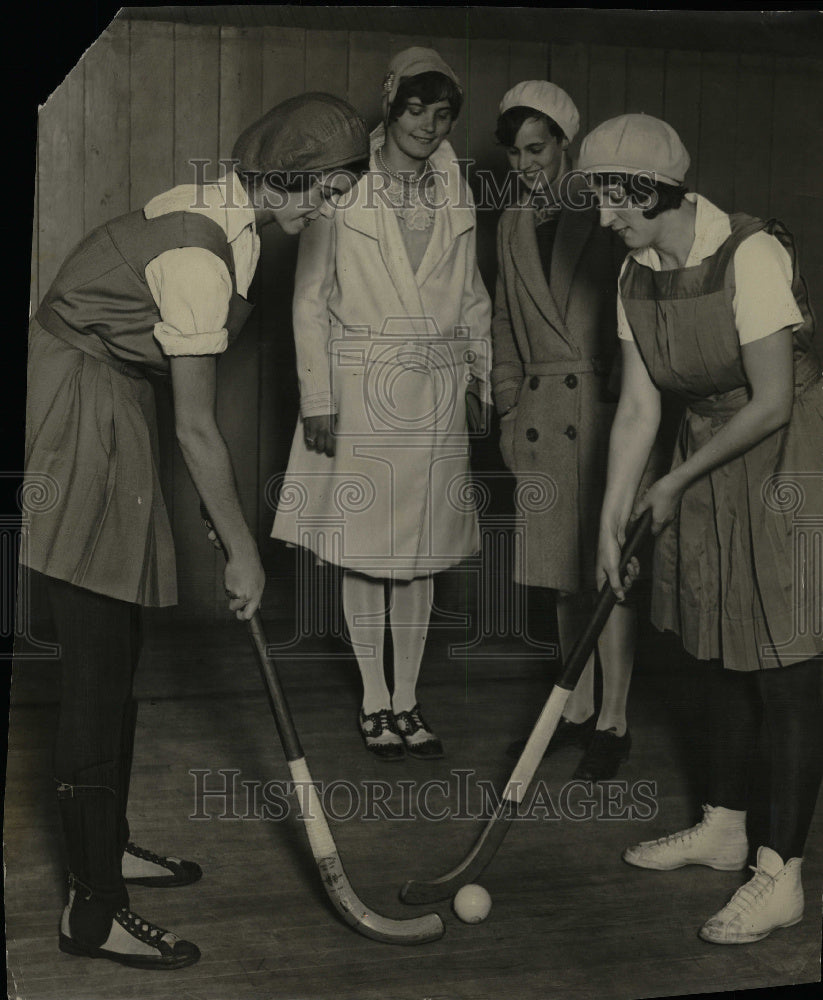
left=699, top=846, right=804, bottom=944
left=623, top=804, right=748, bottom=871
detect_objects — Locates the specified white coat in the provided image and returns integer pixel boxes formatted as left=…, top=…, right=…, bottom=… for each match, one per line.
left=272, top=138, right=492, bottom=579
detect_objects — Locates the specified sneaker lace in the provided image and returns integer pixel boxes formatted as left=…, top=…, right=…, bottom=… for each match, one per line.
left=645, top=804, right=717, bottom=848
left=723, top=866, right=775, bottom=915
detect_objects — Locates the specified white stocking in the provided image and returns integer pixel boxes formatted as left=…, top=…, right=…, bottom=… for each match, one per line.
left=389, top=576, right=434, bottom=714
left=342, top=571, right=389, bottom=714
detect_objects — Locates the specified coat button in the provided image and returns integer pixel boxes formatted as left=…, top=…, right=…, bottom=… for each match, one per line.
left=529, top=375, right=540, bottom=390
left=564, top=425, right=577, bottom=440
left=564, top=374, right=578, bottom=389
left=526, top=427, right=539, bottom=442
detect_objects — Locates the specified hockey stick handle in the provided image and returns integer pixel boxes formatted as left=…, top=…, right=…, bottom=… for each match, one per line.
left=199, top=500, right=303, bottom=761
left=556, top=509, right=652, bottom=691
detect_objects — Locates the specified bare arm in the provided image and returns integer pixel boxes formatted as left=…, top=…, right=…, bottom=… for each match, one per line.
left=597, top=339, right=662, bottom=597
left=171, top=354, right=265, bottom=620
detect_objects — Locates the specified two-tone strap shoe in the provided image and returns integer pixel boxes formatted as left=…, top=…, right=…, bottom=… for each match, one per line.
left=122, top=842, right=203, bottom=888
left=358, top=708, right=405, bottom=760
left=59, top=890, right=200, bottom=970
left=393, top=704, right=444, bottom=759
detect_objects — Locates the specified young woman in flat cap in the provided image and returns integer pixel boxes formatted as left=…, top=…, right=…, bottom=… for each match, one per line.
left=581, top=113, right=822, bottom=944
left=23, top=93, right=368, bottom=970
left=491, top=81, right=646, bottom=781
left=273, top=48, right=492, bottom=761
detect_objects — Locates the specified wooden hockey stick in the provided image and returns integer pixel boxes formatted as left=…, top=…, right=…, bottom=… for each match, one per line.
left=401, top=510, right=652, bottom=905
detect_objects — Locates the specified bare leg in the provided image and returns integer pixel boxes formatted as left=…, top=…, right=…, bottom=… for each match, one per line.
left=342, top=571, right=389, bottom=714
left=390, top=576, right=434, bottom=714
left=595, top=601, right=637, bottom=737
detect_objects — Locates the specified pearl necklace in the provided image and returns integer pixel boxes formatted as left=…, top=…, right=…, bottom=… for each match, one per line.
left=377, top=146, right=435, bottom=231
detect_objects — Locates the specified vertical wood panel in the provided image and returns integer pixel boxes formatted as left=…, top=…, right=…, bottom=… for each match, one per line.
left=733, top=54, right=774, bottom=219
left=797, top=58, right=823, bottom=349
left=550, top=43, right=589, bottom=163
left=258, top=26, right=308, bottom=542
left=389, top=34, right=432, bottom=58
left=174, top=24, right=220, bottom=186
left=466, top=39, right=509, bottom=286
left=84, top=20, right=130, bottom=232
left=697, top=52, right=738, bottom=209
left=348, top=31, right=390, bottom=128
left=130, top=21, right=175, bottom=209
left=304, top=31, right=348, bottom=98
left=771, top=57, right=823, bottom=353
left=215, top=26, right=265, bottom=614
left=588, top=44, right=627, bottom=131
left=262, top=26, right=306, bottom=107
left=507, top=41, right=548, bottom=88
left=37, top=65, right=85, bottom=296
left=430, top=36, right=470, bottom=162
left=130, top=21, right=176, bottom=566
left=171, top=24, right=221, bottom=616
left=662, top=50, right=701, bottom=193
left=625, top=47, right=665, bottom=117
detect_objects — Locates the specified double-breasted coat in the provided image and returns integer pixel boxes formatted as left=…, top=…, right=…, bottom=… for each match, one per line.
left=272, top=139, right=492, bottom=579
left=491, top=178, right=626, bottom=593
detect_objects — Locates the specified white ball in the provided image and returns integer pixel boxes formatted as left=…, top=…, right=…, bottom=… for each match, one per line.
left=453, top=883, right=492, bottom=923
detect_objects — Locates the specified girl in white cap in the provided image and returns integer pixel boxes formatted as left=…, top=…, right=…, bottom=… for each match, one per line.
left=581, top=113, right=823, bottom=944
left=273, top=48, right=492, bottom=761
left=24, top=93, right=368, bottom=970
left=492, top=81, right=646, bottom=781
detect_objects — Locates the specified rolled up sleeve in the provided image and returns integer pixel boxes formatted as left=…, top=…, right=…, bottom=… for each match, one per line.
left=146, top=247, right=233, bottom=356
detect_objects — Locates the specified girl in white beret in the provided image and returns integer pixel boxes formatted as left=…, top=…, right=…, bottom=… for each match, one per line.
left=583, top=113, right=823, bottom=945
left=23, top=93, right=369, bottom=970
left=273, top=48, right=492, bottom=761
left=491, top=81, right=646, bottom=782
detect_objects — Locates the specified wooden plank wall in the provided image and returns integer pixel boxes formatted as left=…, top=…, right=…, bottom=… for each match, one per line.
left=31, top=22, right=823, bottom=617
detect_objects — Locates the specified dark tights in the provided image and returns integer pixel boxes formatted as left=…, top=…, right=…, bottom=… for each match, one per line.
left=41, top=573, right=142, bottom=944
left=709, top=656, right=823, bottom=859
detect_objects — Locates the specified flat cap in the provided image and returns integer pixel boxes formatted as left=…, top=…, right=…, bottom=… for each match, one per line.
left=578, top=113, right=690, bottom=185
left=232, top=92, right=368, bottom=175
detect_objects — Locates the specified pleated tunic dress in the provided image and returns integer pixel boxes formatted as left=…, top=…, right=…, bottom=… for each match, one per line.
left=620, top=198, right=823, bottom=670
left=24, top=195, right=254, bottom=607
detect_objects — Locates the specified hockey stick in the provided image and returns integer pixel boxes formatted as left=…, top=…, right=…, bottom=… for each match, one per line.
left=401, top=510, right=652, bottom=905
left=200, top=503, right=444, bottom=944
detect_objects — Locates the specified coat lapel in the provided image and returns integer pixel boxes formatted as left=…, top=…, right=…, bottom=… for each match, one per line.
left=414, top=173, right=474, bottom=288
left=343, top=172, right=426, bottom=320
left=510, top=208, right=571, bottom=346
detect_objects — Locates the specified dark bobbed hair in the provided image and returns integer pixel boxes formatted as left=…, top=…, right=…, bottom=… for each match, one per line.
left=388, top=71, right=463, bottom=123
left=590, top=171, right=688, bottom=219
left=495, top=106, right=566, bottom=147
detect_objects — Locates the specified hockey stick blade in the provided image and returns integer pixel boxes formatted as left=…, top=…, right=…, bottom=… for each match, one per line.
left=401, top=511, right=652, bottom=904
left=200, top=502, right=444, bottom=943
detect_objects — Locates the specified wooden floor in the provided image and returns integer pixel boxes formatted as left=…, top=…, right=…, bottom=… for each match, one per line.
left=5, top=580, right=822, bottom=1000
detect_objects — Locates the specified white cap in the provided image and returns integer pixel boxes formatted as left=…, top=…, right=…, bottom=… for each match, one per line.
left=578, top=113, right=690, bottom=185
left=498, top=81, right=580, bottom=143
